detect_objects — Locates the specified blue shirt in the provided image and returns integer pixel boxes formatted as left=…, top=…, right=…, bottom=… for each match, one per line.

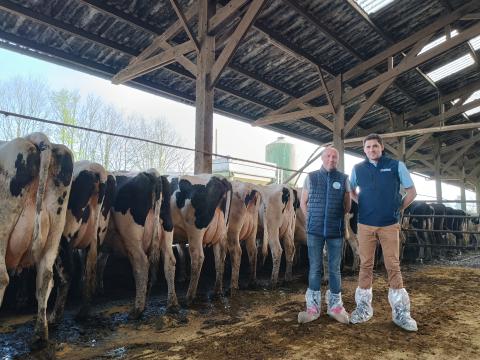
left=350, top=160, right=414, bottom=190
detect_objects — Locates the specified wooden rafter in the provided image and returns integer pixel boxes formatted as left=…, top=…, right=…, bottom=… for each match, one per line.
left=441, top=133, right=480, bottom=154
left=210, top=0, right=266, bottom=88
left=253, top=106, right=333, bottom=127
left=443, top=142, right=475, bottom=172
left=208, top=0, right=250, bottom=34
left=315, top=65, right=335, bottom=115
left=404, top=79, right=480, bottom=121
left=169, top=0, right=200, bottom=51
left=410, top=98, right=480, bottom=130
left=343, top=121, right=480, bottom=145
left=405, top=134, right=432, bottom=160
left=343, top=21, right=480, bottom=103
left=112, top=41, right=196, bottom=84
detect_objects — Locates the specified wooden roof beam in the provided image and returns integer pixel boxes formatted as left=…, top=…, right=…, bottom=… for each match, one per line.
left=342, top=0, right=479, bottom=83
left=169, top=0, right=200, bottom=52
left=410, top=98, right=480, bottom=130
left=343, top=121, right=480, bottom=145
left=253, top=106, right=333, bottom=127
left=112, top=41, right=196, bottom=84
left=343, top=21, right=480, bottom=103
left=208, top=0, right=250, bottom=35
left=403, top=79, right=480, bottom=121
left=405, top=134, right=432, bottom=160
left=210, top=0, right=267, bottom=88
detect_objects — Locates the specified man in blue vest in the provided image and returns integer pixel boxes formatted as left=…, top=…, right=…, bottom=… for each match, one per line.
left=298, top=146, right=351, bottom=324
left=349, top=133, right=418, bottom=331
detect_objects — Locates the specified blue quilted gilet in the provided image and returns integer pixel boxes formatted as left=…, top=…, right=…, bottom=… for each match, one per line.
left=307, top=168, right=347, bottom=239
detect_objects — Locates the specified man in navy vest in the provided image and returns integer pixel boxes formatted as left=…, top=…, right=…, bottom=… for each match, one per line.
left=349, top=133, right=418, bottom=331
left=298, top=147, right=351, bottom=324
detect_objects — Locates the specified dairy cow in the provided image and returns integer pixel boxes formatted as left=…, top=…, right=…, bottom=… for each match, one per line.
left=49, top=161, right=107, bottom=324
left=227, top=181, right=261, bottom=294
left=102, top=170, right=162, bottom=318
left=170, top=175, right=232, bottom=304
left=257, top=184, right=296, bottom=287
left=0, top=133, right=73, bottom=347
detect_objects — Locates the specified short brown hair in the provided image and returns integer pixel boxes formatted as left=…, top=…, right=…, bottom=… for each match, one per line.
left=363, top=133, right=383, bottom=146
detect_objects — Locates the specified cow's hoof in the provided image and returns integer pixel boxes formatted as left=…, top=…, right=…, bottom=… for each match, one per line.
left=167, top=303, right=180, bottom=314
left=29, top=335, right=50, bottom=351
left=227, top=287, right=239, bottom=297
left=128, top=308, right=143, bottom=320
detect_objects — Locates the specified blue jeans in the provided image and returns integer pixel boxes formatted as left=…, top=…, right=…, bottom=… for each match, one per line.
left=307, top=233, right=343, bottom=293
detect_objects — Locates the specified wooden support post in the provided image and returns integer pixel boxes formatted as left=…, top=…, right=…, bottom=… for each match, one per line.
left=333, top=75, right=345, bottom=172
left=194, top=0, right=216, bottom=174
left=435, top=139, right=442, bottom=202
left=398, top=137, right=406, bottom=162
left=460, top=161, right=467, bottom=212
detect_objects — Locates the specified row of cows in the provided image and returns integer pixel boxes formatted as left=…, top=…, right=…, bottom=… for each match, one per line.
left=402, top=201, right=480, bottom=262
left=1, top=133, right=477, bottom=348
left=0, top=132, right=311, bottom=348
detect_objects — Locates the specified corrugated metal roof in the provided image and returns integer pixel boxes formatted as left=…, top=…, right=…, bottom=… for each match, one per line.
left=0, top=0, right=478, bottom=179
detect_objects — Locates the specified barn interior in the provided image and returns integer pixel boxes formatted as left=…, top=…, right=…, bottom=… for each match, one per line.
left=1, top=0, right=480, bottom=205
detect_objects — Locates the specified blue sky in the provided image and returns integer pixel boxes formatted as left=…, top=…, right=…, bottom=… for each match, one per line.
left=0, top=47, right=475, bottom=208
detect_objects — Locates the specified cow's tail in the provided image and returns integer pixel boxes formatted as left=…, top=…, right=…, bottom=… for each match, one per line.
left=28, top=133, right=52, bottom=258
left=146, top=178, right=162, bottom=292
left=261, top=199, right=270, bottom=265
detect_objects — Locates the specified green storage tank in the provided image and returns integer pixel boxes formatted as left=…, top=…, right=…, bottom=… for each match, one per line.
left=266, top=137, right=296, bottom=184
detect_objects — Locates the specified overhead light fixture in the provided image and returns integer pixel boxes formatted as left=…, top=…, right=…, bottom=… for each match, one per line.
left=354, top=0, right=395, bottom=14
left=426, top=54, right=475, bottom=82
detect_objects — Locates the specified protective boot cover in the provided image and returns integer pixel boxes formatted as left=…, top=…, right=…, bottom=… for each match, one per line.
left=326, top=290, right=349, bottom=324
left=298, top=288, right=321, bottom=324
left=388, top=288, right=418, bottom=332
left=350, top=287, right=373, bottom=324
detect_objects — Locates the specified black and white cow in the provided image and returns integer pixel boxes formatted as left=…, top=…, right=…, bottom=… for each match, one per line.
left=0, top=133, right=73, bottom=347
left=49, top=161, right=107, bottom=324
left=429, top=203, right=447, bottom=258
left=102, top=170, right=162, bottom=318
left=170, top=175, right=232, bottom=305
left=406, top=201, right=434, bottom=261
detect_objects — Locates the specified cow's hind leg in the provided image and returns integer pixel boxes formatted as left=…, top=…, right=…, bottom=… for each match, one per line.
left=96, top=249, right=110, bottom=296
left=0, top=253, right=9, bottom=308
left=77, top=242, right=97, bottom=319
left=161, top=232, right=178, bottom=310
left=227, top=230, right=241, bottom=295
left=283, top=232, right=295, bottom=283
left=268, top=228, right=282, bottom=288
left=213, top=238, right=226, bottom=297
left=49, top=237, right=72, bottom=326
left=126, top=243, right=149, bottom=319
left=33, top=248, right=57, bottom=349
left=186, top=234, right=204, bottom=305
left=245, top=232, right=258, bottom=287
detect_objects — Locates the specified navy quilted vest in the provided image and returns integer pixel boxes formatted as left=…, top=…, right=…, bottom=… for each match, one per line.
left=307, top=168, right=347, bottom=239
left=355, top=156, right=402, bottom=227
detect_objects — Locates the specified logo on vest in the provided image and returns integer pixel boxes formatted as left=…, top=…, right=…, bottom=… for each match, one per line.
left=380, top=168, right=392, bottom=172
left=332, top=181, right=341, bottom=190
